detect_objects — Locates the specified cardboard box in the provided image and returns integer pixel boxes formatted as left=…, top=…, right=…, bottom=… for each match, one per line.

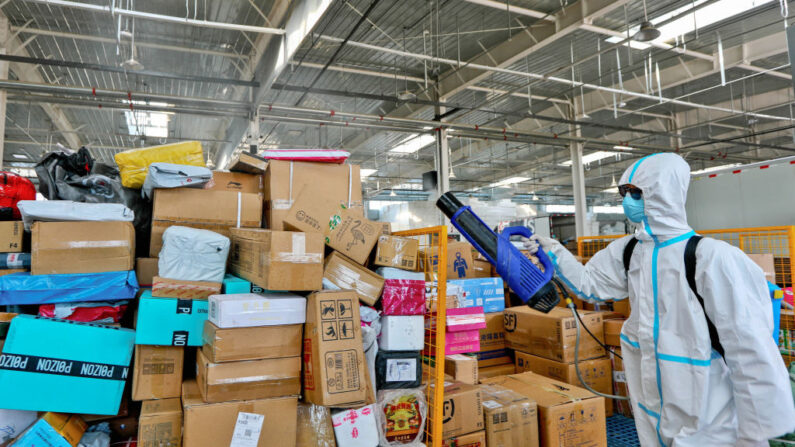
left=150, top=188, right=262, bottom=256
left=203, top=321, right=302, bottom=362
left=323, top=251, right=385, bottom=306
left=748, top=253, right=776, bottom=282
left=135, top=290, right=208, bottom=346
left=612, top=300, right=630, bottom=318
left=480, top=384, right=539, bottom=447
left=515, top=351, right=613, bottom=416
left=325, top=208, right=380, bottom=265
left=196, top=349, right=300, bottom=403
left=282, top=184, right=345, bottom=234
left=205, top=171, right=263, bottom=194
left=481, top=372, right=606, bottom=447
left=136, top=258, right=159, bottom=287
left=443, top=431, right=487, bottom=447
left=379, top=222, right=391, bottom=236
left=439, top=382, right=484, bottom=438
left=0, top=221, right=23, bottom=253
left=138, top=398, right=182, bottom=447
left=379, top=316, right=424, bottom=351
left=603, top=318, right=625, bottom=347
left=152, top=277, right=221, bottom=300
left=229, top=152, right=268, bottom=175
left=420, top=241, right=477, bottom=280
left=503, top=306, right=605, bottom=363
left=182, top=380, right=297, bottom=447
left=208, top=292, right=306, bottom=328
left=608, top=348, right=633, bottom=417
left=10, top=412, right=86, bottom=447
left=0, top=269, right=25, bottom=277
left=478, top=363, right=516, bottom=382
left=31, top=221, right=134, bottom=275
left=0, top=315, right=133, bottom=415
left=449, top=278, right=505, bottom=313
left=444, top=355, right=478, bottom=385
left=303, top=290, right=367, bottom=407
left=479, top=312, right=507, bottom=352
left=264, top=160, right=363, bottom=231
left=471, top=260, right=493, bottom=278
left=132, top=345, right=184, bottom=401
left=222, top=274, right=250, bottom=294
left=374, top=235, right=419, bottom=270
left=229, top=228, right=323, bottom=291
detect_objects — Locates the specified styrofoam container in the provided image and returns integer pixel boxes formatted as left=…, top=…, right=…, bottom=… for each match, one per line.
left=208, top=292, right=306, bottom=328
left=379, top=315, right=424, bottom=351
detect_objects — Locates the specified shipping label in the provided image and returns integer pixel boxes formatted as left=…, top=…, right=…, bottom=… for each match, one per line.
left=230, top=412, right=264, bottom=447
left=385, top=358, right=417, bottom=382
left=324, top=349, right=360, bottom=394
left=142, top=361, right=175, bottom=375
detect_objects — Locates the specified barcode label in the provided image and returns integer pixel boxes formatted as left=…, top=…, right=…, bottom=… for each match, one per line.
left=230, top=412, right=264, bottom=447
left=335, top=353, right=343, bottom=370
left=613, top=371, right=627, bottom=383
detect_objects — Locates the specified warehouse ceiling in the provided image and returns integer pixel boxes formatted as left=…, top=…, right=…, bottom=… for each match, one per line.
left=2, top=0, right=793, bottom=206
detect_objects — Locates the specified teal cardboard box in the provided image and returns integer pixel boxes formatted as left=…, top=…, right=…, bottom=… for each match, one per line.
left=222, top=274, right=250, bottom=294
left=135, top=290, right=208, bottom=346
left=0, top=315, right=134, bottom=415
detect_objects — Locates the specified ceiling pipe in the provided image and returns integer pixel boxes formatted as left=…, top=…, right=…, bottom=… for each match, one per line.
left=24, top=0, right=285, bottom=35
left=460, top=0, right=553, bottom=20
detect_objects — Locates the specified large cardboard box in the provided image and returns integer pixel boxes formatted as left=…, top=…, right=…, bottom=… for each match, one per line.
left=481, top=372, right=606, bottom=447
left=444, top=355, right=478, bottom=385
left=439, top=382, right=484, bottom=438
left=264, top=160, right=363, bottom=231
left=471, top=260, right=493, bottom=278
left=136, top=258, right=159, bottom=287
left=503, top=306, right=605, bottom=363
left=323, top=251, right=385, bottom=306
left=31, top=221, right=134, bottom=275
left=132, top=345, right=184, bottom=401
left=182, top=380, right=298, bottom=447
left=443, top=431, right=487, bottom=447
left=302, top=290, right=367, bottom=407
left=196, top=349, right=300, bottom=402
left=150, top=188, right=262, bottom=256
left=282, top=184, right=345, bottom=234
left=138, top=398, right=182, bottom=447
left=515, top=351, right=613, bottom=416
left=229, top=228, right=323, bottom=291
left=480, top=384, right=539, bottom=447
left=748, top=253, right=776, bottom=282
left=135, top=290, right=208, bottom=346
left=603, top=318, right=625, bottom=347
left=478, top=363, right=516, bottom=382
left=152, top=277, right=222, bottom=300
left=205, top=171, right=263, bottom=194
left=478, top=312, right=507, bottom=358
left=325, top=208, right=380, bottom=265
left=374, top=235, right=419, bottom=270
left=202, top=321, right=302, bottom=363
left=229, top=152, right=268, bottom=175
left=0, top=221, right=23, bottom=253
left=421, top=241, right=476, bottom=280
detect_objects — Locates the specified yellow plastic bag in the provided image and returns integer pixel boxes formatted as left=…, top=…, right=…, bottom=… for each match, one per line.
left=114, top=141, right=204, bottom=189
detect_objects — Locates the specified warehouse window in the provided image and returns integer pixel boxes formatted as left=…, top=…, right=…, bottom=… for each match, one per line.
left=125, top=102, right=170, bottom=138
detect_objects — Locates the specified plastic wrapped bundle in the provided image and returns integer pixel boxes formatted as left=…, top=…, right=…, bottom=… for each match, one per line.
left=158, top=226, right=229, bottom=283
left=39, top=300, right=128, bottom=324
left=18, top=200, right=134, bottom=230
left=114, top=141, right=204, bottom=189
left=296, top=403, right=335, bottom=447
left=382, top=279, right=425, bottom=315
left=377, top=389, right=427, bottom=446
left=141, top=163, right=213, bottom=199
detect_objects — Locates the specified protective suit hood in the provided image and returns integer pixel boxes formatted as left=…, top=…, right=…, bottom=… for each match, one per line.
left=619, top=153, right=692, bottom=239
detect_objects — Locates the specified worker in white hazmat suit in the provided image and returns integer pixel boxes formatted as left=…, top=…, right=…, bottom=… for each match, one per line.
left=525, top=153, right=795, bottom=446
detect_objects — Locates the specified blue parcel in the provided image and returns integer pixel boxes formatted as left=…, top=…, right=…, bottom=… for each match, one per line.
left=135, top=290, right=208, bottom=346
left=448, top=277, right=505, bottom=313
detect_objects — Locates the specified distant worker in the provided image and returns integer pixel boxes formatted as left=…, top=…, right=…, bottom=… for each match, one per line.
left=525, top=153, right=795, bottom=446
left=453, top=252, right=468, bottom=278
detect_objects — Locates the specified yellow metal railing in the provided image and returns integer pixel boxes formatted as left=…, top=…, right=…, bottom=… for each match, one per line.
left=394, top=226, right=446, bottom=447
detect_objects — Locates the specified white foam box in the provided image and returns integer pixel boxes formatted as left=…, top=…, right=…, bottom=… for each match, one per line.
left=208, top=293, right=306, bottom=328
left=331, top=405, right=379, bottom=447
left=379, top=315, right=424, bottom=351
left=375, top=267, right=425, bottom=281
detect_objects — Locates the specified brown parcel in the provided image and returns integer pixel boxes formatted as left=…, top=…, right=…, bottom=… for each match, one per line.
left=477, top=312, right=509, bottom=365
left=263, top=160, right=363, bottom=231
left=323, top=251, right=385, bottom=306
left=303, top=290, right=368, bottom=407
left=472, top=260, right=493, bottom=278
left=748, top=253, right=776, bottom=282
left=31, top=221, right=134, bottom=275
left=205, top=171, right=263, bottom=194
left=132, top=345, right=184, bottom=401
left=608, top=348, right=633, bottom=418
left=296, top=403, right=336, bottom=447
left=480, top=384, right=539, bottom=447
left=229, top=228, right=323, bottom=291
left=481, top=372, right=606, bottom=447
left=444, top=354, right=478, bottom=385
left=138, top=398, right=182, bottom=447
left=229, top=152, right=268, bottom=175
left=136, top=257, right=159, bottom=287
left=478, top=364, right=516, bottom=382
left=202, top=321, right=303, bottom=362
left=515, top=351, right=613, bottom=417
left=439, top=382, right=484, bottom=438
left=149, top=188, right=262, bottom=256
left=503, top=306, right=605, bottom=363
left=374, top=235, right=419, bottom=270
left=421, top=241, right=476, bottom=281
left=443, top=431, right=487, bottom=447
left=196, top=349, right=300, bottom=403
left=152, top=277, right=221, bottom=300
left=325, top=208, right=380, bottom=265
left=182, top=380, right=298, bottom=447
left=282, top=184, right=345, bottom=234
left=379, top=222, right=392, bottom=236
left=0, top=221, right=23, bottom=252
left=603, top=318, right=625, bottom=347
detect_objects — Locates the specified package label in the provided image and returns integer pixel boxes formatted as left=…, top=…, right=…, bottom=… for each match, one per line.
left=142, top=361, right=175, bottom=375
left=230, top=412, right=265, bottom=447
left=613, top=371, right=627, bottom=383
left=324, top=350, right=360, bottom=394
left=385, top=358, right=417, bottom=382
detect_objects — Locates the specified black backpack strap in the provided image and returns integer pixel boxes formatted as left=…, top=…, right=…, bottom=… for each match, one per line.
left=623, top=237, right=639, bottom=272
left=685, top=235, right=725, bottom=359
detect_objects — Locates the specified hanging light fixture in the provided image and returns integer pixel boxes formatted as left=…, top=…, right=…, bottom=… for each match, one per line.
left=389, top=189, right=397, bottom=197
left=635, top=0, right=661, bottom=42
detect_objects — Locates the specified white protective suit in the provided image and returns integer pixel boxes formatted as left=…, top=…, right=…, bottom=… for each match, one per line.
left=544, top=153, right=795, bottom=446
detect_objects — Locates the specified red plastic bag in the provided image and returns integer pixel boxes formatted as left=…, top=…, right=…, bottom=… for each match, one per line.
left=261, top=149, right=350, bottom=163
left=381, top=279, right=425, bottom=316
left=0, top=172, right=36, bottom=219
left=39, top=300, right=128, bottom=323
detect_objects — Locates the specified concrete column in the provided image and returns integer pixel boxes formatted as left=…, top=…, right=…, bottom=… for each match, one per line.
left=435, top=127, right=450, bottom=195
left=569, top=102, right=588, bottom=238
left=0, top=17, right=8, bottom=169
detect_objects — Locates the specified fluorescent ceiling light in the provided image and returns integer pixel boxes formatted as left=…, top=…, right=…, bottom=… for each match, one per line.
left=546, top=204, right=575, bottom=213
left=390, top=134, right=435, bottom=154
left=691, top=163, right=740, bottom=175
left=394, top=183, right=423, bottom=190
left=560, top=151, right=620, bottom=166
left=360, top=168, right=377, bottom=178
left=488, top=176, right=529, bottom=188
left=11, top=154, right=27, bottom=159
left=593, top=205, right=623, bottom=214
left=613, top=145, right=634, bottom=151
left=602, top=186, right=619, bottom=193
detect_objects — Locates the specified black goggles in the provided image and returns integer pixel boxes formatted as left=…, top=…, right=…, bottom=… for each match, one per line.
left=618, top=184, right=643, bottom=200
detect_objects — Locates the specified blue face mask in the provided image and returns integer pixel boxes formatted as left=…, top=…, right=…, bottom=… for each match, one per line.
left=622, top=195, right=645, bottom=223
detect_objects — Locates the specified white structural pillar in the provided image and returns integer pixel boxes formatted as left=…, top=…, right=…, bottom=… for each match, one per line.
left=0, top=17, right=8, bottom=169
left=436, top=127, right=450, bottom=196
left=569, top=103, right=588, bottom=238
